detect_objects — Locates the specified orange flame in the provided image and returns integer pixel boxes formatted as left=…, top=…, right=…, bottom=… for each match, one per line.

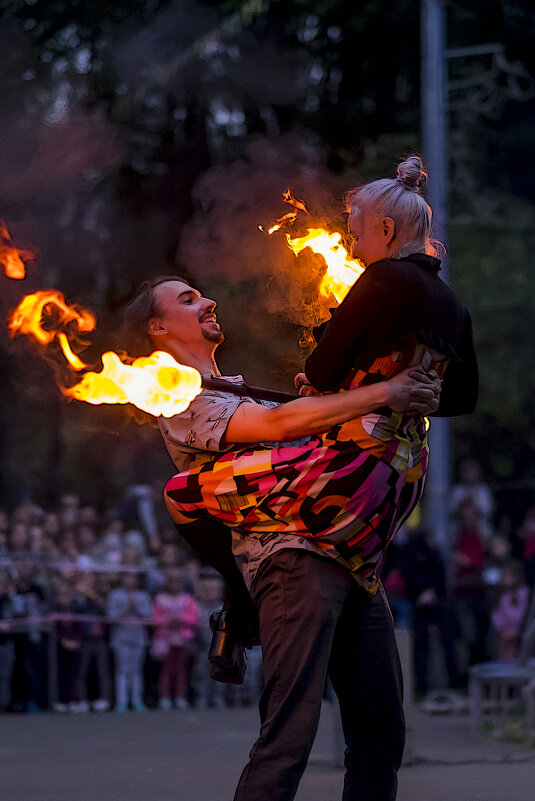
left=63, top=350, right=202, bottom=418
left=57, top=332, right=88, bottom=371
left=261, top=192, right=365, bottom=304
left=8, top=289, right=203, bottom=417
left=282, top=189, right=309, bottom=215
left=285, top=228, right=365, bottom=304
left=259, top=188, right=310, bottom=233
left=8, top=290, right=96, bottom=346
left=0, top=221, right=34, bottom=279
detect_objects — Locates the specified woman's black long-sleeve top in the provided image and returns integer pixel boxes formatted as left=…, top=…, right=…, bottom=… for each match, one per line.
left=305, top=253, right=478, bottom=417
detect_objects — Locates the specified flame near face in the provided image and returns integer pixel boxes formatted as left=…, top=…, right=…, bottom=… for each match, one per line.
left=3, top=188, right=361, bottom=419
left=8, top=289, right=202, bottom=416
left=63, top=350, right=202, bottom=418
left=285, top=228, right=364, bottom=305
left=0, top=221, right=35, bottom=280
left=261, top=190, right=365, bottom=305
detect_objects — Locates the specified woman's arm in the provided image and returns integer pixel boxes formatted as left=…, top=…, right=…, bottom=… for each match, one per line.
left=223, top=367, right=439, bottom=444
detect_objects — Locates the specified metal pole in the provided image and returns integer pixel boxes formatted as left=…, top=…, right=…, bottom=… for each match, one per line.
left=421, top=0, right=452, bottom=559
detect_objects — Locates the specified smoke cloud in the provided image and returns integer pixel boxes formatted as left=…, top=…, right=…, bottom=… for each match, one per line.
left=177, top=133, right=349, bottom=338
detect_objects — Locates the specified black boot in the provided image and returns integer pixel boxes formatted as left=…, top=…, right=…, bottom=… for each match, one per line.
left=208, top=610, right=247, bottom=684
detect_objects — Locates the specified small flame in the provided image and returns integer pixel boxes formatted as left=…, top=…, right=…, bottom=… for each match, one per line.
left=63, top=350, right=202, bottom=418
left=8, top=290, right=96, bottom=346
left=57, top=333, right=88, bottom=371
left=285, top=228, right=365, bottom=304
left=259, top=189, right=310, bottom=233
left=282, top=189, right=309, bottom=216
left=0, top=221, right=34, bottom=279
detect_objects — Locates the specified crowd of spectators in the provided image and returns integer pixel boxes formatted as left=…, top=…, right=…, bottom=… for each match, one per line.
left=1, top=458, right=534, bottom=714
left=0, top=491, right=263, bottom=714
left=382, top=459, right=535, bottom=702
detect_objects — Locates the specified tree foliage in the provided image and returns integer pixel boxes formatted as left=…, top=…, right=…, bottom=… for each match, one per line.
left=0, top=0, right=534, bottom=505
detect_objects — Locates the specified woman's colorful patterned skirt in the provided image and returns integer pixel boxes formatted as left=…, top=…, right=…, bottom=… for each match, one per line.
left=165, top=409, right=429, bottom=595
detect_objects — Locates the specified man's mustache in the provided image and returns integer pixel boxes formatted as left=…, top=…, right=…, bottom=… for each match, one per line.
left=199, top=309, right=217, bottom=323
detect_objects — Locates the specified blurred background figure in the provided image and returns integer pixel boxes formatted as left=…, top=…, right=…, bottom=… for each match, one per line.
left=192, top=571, right=227, bottom=709
left=152, top=566, right=200, bottom=710
left=490, top=561, right=529, bottom=662
left=380, top=539, right=412, bottom=630
left=107, top=569, right=152, bottom=712
left=93, top=520, right=124, bottom=566
left=53, top=582, right=82, bottom=713
left=73, top=573, right=112, bottom=713
left=450, top=459, right=495, bottom=542
left=59, top=495, right=81, bottom=530
left=400, top=527, right=460, bottom=700
left=10, top=564, right=48, bottom=713
left=118, top=483, right=160, bottom=554
left=451, top=499, right=489, bottom=681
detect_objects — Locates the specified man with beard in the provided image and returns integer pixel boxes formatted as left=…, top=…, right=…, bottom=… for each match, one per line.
left=122, top=274, right=441, bottom=801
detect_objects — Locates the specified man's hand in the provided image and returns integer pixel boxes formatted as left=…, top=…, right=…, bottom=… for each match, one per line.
left=294, top=372, right=323, bottom=397
left=385, top=367, right=441, bottom=415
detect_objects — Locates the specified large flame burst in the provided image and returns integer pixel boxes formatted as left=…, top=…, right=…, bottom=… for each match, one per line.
left=8, top=289, right=202, bottom=417
left=63, top=350, right=202, bottom=418
left=261, top=190, right=365, bottom=304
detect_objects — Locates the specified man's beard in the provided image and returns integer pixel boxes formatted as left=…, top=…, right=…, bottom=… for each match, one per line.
left=202, top=328, right=225, bottom=344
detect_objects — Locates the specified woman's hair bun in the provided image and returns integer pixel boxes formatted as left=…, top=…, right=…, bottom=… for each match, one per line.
left=396, top=155, right=428, bottom=192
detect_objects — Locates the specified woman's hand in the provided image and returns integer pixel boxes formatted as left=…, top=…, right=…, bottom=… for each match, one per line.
left=385, top=367, right=441, bottom=414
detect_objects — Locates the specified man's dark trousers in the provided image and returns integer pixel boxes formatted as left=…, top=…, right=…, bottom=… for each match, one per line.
left=233, top=549, right=405, bottom=801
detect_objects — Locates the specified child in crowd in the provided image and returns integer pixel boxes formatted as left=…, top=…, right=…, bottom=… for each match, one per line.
left=152, top=567, right=200, bottom=710
left=54, top=583, right=82, bottom=712
left=491, top=562, right=529, bottom=662
left=107, top=570, right=152, bottom=712
left=73, top=573, right=112, bottom=712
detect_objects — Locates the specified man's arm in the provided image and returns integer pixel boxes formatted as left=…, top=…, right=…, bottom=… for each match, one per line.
left=223, top=367, right=439, bottom=444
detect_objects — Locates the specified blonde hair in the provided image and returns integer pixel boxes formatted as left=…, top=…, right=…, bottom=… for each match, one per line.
left=345, top=155, right=442, bottom=258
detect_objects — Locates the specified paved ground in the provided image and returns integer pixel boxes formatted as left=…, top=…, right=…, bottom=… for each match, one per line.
left=1, top=703, right=533, bottom=801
